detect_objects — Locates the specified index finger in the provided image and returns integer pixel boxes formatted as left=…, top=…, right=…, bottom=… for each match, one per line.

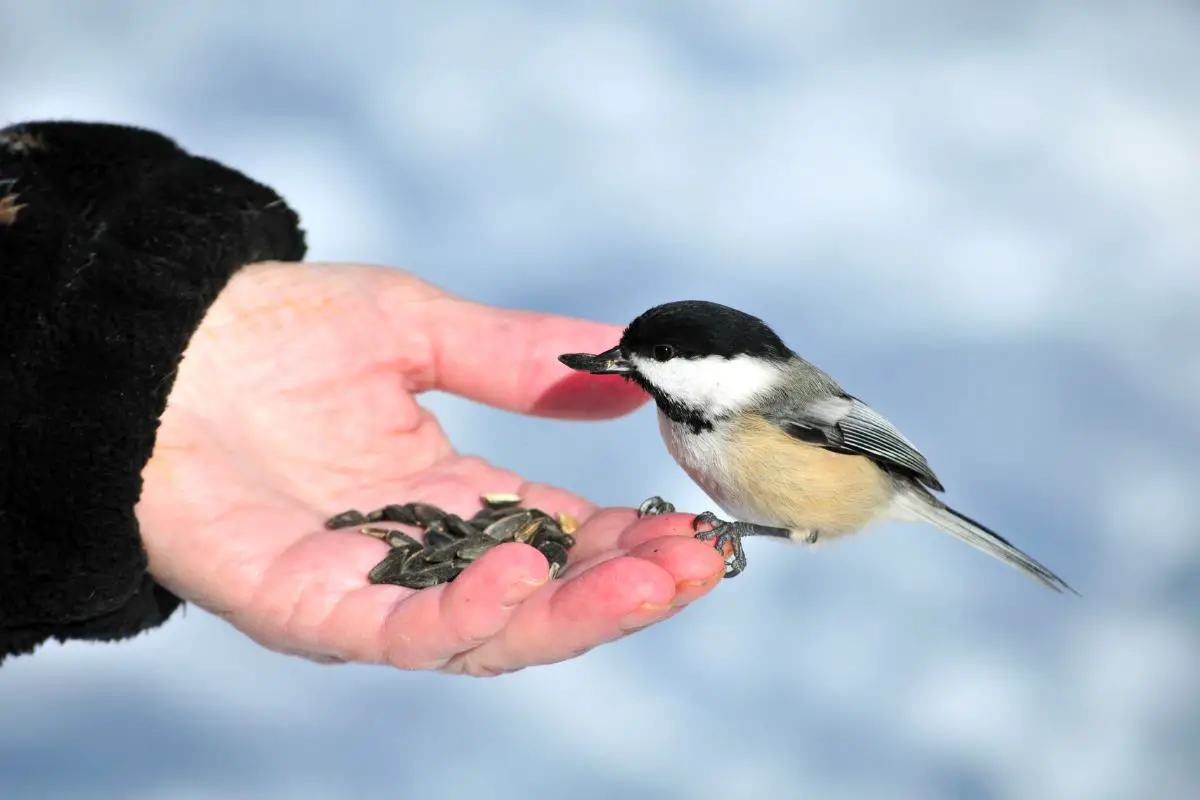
left=423, top=295, right=648, bottom=419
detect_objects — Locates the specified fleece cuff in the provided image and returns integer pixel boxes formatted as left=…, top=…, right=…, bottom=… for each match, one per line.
left=0, top=121, right=307, bottom=663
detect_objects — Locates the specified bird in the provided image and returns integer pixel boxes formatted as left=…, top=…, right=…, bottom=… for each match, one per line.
left=558, top=299, right=1076, bottom=594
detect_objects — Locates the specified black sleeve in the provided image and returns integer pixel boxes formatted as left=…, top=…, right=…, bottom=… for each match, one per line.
left=0, top=121, right=307, bottom=664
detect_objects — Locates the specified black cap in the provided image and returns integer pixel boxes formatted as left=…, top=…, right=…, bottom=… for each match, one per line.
left=619, top=300, right=793, bottom=362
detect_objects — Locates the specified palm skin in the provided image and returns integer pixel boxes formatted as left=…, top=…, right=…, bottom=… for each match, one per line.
left=134, top=261, right=725, bottom=676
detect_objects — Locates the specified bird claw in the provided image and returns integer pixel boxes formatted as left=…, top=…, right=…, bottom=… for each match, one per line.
left=692, top=512, right=748, bottom=578
left=639, top=502, right=759, bottom=578
left=637, top=496, right=676, bottom=517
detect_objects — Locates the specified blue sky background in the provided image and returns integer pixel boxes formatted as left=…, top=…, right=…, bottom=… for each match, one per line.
left=2, top=2, right=1198, bottom=798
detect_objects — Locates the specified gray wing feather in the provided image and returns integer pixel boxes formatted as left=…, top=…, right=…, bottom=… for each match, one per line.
left=768, top=394, right=945, bottom=492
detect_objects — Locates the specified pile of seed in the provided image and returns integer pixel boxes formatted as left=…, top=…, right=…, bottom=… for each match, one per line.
left=325, top=493, right=579, bottom=590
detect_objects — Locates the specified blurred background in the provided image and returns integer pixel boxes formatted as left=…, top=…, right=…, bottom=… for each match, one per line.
left=2, top=1, right=1198, bottom=798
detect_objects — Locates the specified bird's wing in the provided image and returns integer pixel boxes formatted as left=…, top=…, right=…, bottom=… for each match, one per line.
left=766, top=393, right=945, bottom=492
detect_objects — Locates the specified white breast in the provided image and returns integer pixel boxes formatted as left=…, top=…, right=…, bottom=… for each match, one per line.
left=656, top=410, right=781, bottom=527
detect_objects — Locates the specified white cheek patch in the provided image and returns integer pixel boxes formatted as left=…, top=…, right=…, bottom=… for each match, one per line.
left=632, top=354, right=782, bottom=415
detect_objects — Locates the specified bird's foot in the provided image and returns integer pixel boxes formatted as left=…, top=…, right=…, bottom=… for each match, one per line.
left=637, top=496, right=676, bottom=517
left=692, top=512, right=792, bottom=579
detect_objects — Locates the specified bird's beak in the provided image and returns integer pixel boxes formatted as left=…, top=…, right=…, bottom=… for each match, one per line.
left=558, top=346, right=634, bottom=375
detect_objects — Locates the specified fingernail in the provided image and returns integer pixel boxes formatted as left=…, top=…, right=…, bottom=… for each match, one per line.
left=621, top=605, right=680, bottom=633
left=501, top=576, right=546, bottom=607
left=678, top=572, right=724, bottom=590
left=619, top=602, right=670, bottom=632
left=672, top=574, right=721, bottom=606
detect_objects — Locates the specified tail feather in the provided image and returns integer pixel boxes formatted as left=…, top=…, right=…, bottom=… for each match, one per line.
left=896, top=491, right=1078, bottom=595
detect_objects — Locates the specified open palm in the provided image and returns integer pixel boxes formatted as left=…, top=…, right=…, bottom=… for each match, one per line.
left=134, top=261, right=725, bottom=675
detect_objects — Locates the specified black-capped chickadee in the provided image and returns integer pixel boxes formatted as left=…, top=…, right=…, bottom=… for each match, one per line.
left=559, top=300, right=1075, bottom=594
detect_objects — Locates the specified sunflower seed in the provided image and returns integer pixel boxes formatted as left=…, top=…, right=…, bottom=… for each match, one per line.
left=368, top=548, right=430, bottom=585
left=538, top=541, right=570, bottom=579
left=481, top=493, right=522, bottom=509
left=365, top=504, right=418, bottom=525
left=423, top=519, right=459, bottom=549
left=512, top=516, right=546, bottom=545
left=409, top=503, right=449, bottom=528
left=381, top=559, right=462, bottom=590
left=337, top=492, right=578, bottom=591
left=469, top=507, right=503, bottom=527
left=443, top=514, right=478, bottom=540
left=358, top=527, right=423, bottom=550
left=454, top=535, right=502, bottom=563
left=543, top=524, right=576, bottom=549
left=483, top=509, right=535, bottom=540
left=421, top=543, right=456, bottom=563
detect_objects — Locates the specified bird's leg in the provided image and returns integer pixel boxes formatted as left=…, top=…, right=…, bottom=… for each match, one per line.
left=638, top=498, right=791, bottom=578
left=692, top=511, right=792, bottom=578
left=636, top=496, right=676, bottom=517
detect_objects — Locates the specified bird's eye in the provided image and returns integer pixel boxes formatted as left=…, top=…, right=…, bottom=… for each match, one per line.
left=653, top=344, right=675, bottom=362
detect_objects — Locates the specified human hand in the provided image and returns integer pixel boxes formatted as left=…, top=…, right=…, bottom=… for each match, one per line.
left=135, top=261, right=726, bottom=675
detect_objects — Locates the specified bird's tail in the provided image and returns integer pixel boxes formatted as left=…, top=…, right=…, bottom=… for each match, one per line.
left=893, top=489, right=1078, bottom=595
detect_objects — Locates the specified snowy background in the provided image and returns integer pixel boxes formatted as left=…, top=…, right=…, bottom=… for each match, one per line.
left=2, top=1, right=1198, bottom=798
